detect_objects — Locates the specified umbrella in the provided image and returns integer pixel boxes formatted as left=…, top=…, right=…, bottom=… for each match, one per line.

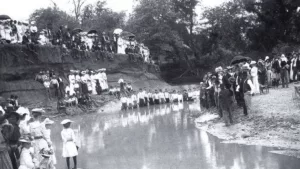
left=88, top=30, right=97, bottom=34
left=0, top=15, right=11, bottom=20
left=114, top=28, right=123, bottom=35
left=72, top=28, right=83, bottom=34
left=231, top=55, right=248, bottom=65
left=120, top=31, right=135, bottom=40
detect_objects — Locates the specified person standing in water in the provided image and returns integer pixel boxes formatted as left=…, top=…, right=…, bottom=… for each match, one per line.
left=61, top=119, right=78, bottom=169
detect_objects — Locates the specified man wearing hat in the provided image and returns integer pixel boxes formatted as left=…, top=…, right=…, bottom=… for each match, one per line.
left=240, top=65, right=254, bottom=116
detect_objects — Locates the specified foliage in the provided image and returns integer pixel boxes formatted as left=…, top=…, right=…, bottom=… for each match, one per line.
left=29, top=7, right=79, bottom=31
left=81, top=0, right=126, bottom=33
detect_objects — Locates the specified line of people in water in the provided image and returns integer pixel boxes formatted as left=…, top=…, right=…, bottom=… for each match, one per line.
left=120, top=88, right=200, bottom=110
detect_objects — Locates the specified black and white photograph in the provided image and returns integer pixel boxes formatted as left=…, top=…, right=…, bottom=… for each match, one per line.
left=1, top=0, right=300, bottom=168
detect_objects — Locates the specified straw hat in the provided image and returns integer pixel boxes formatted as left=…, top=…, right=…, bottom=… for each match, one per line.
left=43, top=118, right=54, bottom=125
left=250, top=61, right=257, bottom=65
left=32, top=108, right=45, bottom=114
left=61, top=119, right=73, bottom=125
left=19, top=137, right=31, bottom=143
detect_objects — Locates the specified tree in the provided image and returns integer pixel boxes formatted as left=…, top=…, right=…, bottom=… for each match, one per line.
left=71, top=0, right=86, bottom=22
left=30, top=7, right=79, bottom=31
left=81, top=0, right=125, bottom=32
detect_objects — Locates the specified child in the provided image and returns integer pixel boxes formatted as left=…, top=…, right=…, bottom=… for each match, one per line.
left=19, top=138, right=38, bottom=169
left=39, top=149, right=55, bottom=169
left=61, top=119, right=78, bottom=169
left=43, top=118, right=56, bottom=166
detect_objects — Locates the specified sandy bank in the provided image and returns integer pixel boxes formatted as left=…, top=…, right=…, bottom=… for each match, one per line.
left=195, top=84, right=300, bottom=158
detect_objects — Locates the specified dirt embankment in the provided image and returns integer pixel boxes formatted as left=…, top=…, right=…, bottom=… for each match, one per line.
left=195, top=85, right=300, bottom=158
left=0, top=44, right=168, bottom=116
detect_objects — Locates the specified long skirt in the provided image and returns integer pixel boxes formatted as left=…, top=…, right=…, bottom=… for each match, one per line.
left=149, top=98, right=154, bottom=105
left=154, top=99, right=160, bottom=104
left=0, top=150, right=13, bottom=169
left=251, top=76, right=260, bottom=94
left=32, top=138, right=48, bottom=161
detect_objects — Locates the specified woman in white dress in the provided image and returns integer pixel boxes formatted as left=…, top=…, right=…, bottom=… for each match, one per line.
left=43, top=118, right=57, bottom=166
left=29, top=109, right=49, bottom=162
left=250, top=61, right=260, bottom=94
left=61, top=119, right=78, bottom=169
left=18, top=138, right=37, bottom=169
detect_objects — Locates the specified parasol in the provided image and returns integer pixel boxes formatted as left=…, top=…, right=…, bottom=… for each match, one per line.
left=0, top=15, right=11, bottom=20
left=72, top=28, right=83, bottom=34
left=88, top=30, right=97, bottom=34
left=113, top=28, right=123, bottom=35
left=231, top=55, right=248, bottom=65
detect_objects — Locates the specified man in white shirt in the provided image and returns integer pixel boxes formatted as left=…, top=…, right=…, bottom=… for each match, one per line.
left=158, top=89, right=165, bottom=104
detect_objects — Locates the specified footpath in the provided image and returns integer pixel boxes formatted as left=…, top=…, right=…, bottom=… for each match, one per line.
left=195, top=84, right=300, bottom=158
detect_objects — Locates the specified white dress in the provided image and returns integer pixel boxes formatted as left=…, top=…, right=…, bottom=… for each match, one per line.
left=250, top=66, right=260, bottom=94
left=44, top=129, right=57, bottom=165
left=18, top=148, right=35, bottom=169
left=29, top=121, right=48, bottom=161
left=61, top=128, right=78, bottom=158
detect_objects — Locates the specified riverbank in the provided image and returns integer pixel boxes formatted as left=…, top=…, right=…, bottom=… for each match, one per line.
left=195, top=84, right=300, bottom=158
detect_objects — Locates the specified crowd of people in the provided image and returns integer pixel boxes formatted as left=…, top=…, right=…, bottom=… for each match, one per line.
left=0, top=18, right=151, bottom=63
left=0, top=96, right=80, bottom=169
left=35, top=68, right=109, bottom=113
left=198, top=53, right=300, bottom=126
left=117, top=78, right=200, bottom=111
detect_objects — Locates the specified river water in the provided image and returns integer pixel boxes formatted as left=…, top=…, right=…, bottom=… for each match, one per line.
left=50, top=101, right=300, bottom=169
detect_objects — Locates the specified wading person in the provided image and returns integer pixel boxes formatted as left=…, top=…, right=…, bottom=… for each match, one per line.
left=158, top=89, right=166, bottom=104
left=138, top=89, right=145, bottom=107
left=148, top=90, right=154, bottom=105
left=154, top=90, right=160, bottom=104
left=61, top=119, right=78, bottom=169
left=164, top=89, right=170, bottom=103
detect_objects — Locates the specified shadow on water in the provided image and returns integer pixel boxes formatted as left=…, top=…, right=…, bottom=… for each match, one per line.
left=51, top=101, right=300, bottom=169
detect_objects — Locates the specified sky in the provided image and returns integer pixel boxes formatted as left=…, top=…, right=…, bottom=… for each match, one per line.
left=0, top=0, right=228, bottom=21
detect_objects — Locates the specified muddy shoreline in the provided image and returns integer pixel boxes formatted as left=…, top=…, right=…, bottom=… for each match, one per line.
left=194, top=84, right=300, bottom=158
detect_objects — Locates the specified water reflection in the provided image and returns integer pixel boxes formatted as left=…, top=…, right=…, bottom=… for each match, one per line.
left=51, top=101, right=300, bottom=169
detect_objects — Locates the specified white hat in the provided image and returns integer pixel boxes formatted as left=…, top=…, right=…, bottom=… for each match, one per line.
left=43, top=118, right=54, bottom=125
left=265, top=56, right=269, bottom=61
left=19, top=138, right=31, bottom=143
left=16, top=107, right=30, bottom=116
left=61, top=119, right=73, bottom=125
left=250, top=61, right=257, bottom=65
left=32, top=108, right=45, bottom=114
left=30, top=21, right=36, bottom=25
